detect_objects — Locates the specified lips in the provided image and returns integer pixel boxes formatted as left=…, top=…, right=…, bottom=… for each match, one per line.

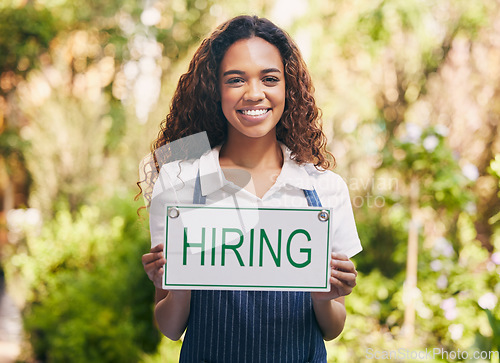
left=236, top=108, right=271, bottom=123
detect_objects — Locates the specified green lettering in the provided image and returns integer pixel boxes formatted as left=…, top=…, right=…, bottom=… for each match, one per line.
left=259, top=229, right=281, bottom=267
left=211, top=227, right=216, bottom=266
left=249, top=229, right=254, bottom=267
left=183, top=227, right=205, bottom=265
left=221, top=228, right=245, bottom=266
left=286, top=229, right=311, bottom=268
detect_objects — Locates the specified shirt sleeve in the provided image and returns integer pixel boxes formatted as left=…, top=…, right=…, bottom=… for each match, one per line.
left=149, top=163, right=181, bottom=248
left=318, top=172, right=362, bottom=258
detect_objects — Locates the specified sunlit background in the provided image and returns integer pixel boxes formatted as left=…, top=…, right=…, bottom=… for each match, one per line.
left=0, top=0, right=499, bottom=362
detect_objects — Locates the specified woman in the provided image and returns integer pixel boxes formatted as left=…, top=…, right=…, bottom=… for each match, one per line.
left=141, top=15, right=361, bottom=362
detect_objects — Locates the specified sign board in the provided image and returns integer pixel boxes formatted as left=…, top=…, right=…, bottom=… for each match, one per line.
left=163, top=205, right=332, bottom=291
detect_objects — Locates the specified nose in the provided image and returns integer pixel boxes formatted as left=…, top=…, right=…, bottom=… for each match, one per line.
left=244, top=80, right=265, bottom=101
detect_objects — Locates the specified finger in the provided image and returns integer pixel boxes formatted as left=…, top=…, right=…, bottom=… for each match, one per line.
left=149, top=269, right=161, bottom=287
left=331, top=252, right=349, bottom=261
left=142, top=254, right=153, bottom=265
left=329, top=277, right=353, bottom=294
left=155, top=256, right=167, bottom=268
left=331, top=259, right=355, bottom=272
left=142, top=251, right=165, bottom=266
left=145, top=257, right=166, bottom=276
left=329, top=276, right=344, bottom=287
left=331, top=269, right=357, bottom=287
left=156, top=268, right=167, bottom=289
left=330, top=277, right=354, bottom=295
left=154, top=268, right=164, bottom=286
left=150, top=244, right=164, bottom=253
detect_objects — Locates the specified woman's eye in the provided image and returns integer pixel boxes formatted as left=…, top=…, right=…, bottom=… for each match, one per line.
left=226, top=78, right=244, bottom=85
left=263, top=77, right=279, bottom=84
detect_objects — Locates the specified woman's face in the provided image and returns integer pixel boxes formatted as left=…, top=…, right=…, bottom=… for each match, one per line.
left=218, top=37, right=286, bottom=141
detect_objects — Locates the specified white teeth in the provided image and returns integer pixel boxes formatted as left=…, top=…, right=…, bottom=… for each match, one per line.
left=241, top=109, right=268, bottom=116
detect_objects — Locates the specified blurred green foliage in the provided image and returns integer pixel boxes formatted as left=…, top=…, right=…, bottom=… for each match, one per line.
left=5, top=195, right=159, bottom=362
left=382, top=126, right=473, bottom=212
left=0, top=5, right=59, bottom=77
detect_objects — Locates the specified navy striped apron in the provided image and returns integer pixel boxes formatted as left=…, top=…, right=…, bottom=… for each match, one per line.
left=179, top=172, right=327, bottom=362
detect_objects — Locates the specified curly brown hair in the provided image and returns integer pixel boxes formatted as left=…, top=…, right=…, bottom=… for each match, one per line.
left=138, top=15, right=334, bottom=205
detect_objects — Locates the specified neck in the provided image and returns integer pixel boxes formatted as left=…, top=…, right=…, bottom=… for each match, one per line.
left=219, top=132, right=283, bottom=170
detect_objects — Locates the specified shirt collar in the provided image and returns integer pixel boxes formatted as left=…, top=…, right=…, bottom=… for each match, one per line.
left=277, top=144, right=315, bottom=190
left=198, top=144, right=315, bottom=196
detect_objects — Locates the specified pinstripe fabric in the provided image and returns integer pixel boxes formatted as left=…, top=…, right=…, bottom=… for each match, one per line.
left=179, top=173, right=327, bottom=362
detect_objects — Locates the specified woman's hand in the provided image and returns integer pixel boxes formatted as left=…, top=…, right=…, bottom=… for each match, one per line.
left=142, top=244, right=167, bottom=289
left=311, top=252, right=358, bottom=302
left=143, top=244, right=192, bottom=340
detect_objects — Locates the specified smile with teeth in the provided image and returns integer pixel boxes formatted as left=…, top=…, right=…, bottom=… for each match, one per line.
left=239, top=109, right=270, bottom=116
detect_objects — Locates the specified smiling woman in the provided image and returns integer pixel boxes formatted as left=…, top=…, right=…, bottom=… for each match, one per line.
left=219, top=37, right=286, bottom=141
left=139, top=15, right=362, bottom=363
left=217, top=36, right=287, bottom=197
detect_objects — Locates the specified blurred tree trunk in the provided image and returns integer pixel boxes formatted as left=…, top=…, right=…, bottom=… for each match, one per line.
left=0, top=176, right=13, bottom=248
left=402, top=176, right=420, bottom=343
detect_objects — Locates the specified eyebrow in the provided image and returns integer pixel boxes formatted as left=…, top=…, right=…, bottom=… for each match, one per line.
left=222, top=68, right=282, bottom=77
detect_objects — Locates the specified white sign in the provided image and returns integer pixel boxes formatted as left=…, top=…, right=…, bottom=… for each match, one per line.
left=163, top=205, right=332, bottom=291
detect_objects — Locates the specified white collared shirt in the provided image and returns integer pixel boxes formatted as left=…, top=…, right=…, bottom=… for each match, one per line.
left=149, top=145, right=362, bottom=258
